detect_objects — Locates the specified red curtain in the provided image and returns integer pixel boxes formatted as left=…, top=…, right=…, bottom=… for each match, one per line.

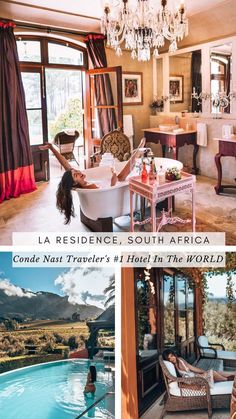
left=85, top=34, right=117, bottom=136
left=0, top=22, right=36, bottom=203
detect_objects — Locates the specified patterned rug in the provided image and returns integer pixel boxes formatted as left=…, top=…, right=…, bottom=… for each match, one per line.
left=160, top=211, right=236, bottom=245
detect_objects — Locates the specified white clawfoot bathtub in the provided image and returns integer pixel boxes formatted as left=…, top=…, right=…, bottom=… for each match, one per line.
left=77, top=162, right=130, bottom=221
left=77, top=158, right=183, bottom=229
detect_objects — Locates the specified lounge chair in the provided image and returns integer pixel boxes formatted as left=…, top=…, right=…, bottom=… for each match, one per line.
left=159, top=354, right=233, bottom=418
left=197, top=336, right=236, bottom=367
left=54, top=130, right=80, bottom=167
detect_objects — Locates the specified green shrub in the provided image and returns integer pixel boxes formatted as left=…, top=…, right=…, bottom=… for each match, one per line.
left=53, top=346, right=70, bottom=358
left=67, top=336, right=78, bottom=350
left=0, top=354, right=63, bottom=373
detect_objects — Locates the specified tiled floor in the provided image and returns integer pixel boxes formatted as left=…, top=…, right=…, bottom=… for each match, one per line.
left=0, top=155, right=236, bottom=244
left=141, top=396, right=230, bottom=419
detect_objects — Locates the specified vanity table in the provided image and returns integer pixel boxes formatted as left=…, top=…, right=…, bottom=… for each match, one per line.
left=214, top=136, right=236, bottom=194
left=143, top=128, right=199, bottom=174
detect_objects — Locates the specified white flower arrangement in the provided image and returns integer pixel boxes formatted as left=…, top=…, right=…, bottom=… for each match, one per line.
left=165, top=167, right=181, bottom=181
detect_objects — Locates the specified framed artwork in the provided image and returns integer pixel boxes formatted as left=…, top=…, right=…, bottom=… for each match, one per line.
left=122, top=72, right=143, bottom=105
left=169, top=76, right=183, bottom=103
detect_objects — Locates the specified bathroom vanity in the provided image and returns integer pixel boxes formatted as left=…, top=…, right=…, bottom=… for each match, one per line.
left=143, top=128, right=199, bottom=174
left=214, top=136, right=236, bottom=194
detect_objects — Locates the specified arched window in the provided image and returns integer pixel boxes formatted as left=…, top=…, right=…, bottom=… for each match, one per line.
left=16, top=36, right=87, bottom=145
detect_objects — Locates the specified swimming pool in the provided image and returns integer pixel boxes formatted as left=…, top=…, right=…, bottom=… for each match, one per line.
left=0, top=359, right=114, bottom=419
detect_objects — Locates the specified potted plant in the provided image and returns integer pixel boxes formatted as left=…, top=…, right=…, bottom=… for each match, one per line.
left=150, top=96, right=168, bottom=114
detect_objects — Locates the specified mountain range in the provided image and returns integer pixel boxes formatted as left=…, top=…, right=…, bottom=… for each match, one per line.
left=0, top=289, right=103, bottom=322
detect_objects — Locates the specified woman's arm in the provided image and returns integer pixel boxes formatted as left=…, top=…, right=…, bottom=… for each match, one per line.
left=39, top=143, right=72, bottom=171
left=182, top=359, right=205, bottom=374
left=84, top=183, right=99, bottom=189
left=111, top=167, right=118, bottom=186
left=117, top=137, right=146, bottom=181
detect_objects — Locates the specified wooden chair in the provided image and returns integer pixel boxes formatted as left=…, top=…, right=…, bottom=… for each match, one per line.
left=231, top=375, right=236, bottom=419
left=54, top=130, right=80, bottom=167
left=90, top=128, right=131, bottom=166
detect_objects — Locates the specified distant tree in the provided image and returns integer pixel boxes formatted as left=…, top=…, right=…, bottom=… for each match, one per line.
left=3, top=319, right=19, bottom=331
left=72, top=312, right=81, bottom=322
left=68, top=335, right=78, bottom=350
left=104, top=274, right=115, bottom=307
left=53, top=333, right=64, bottom=344
left=49, top=98, right=83, bottom=139
left=79, top=334, right=86, bottom=345
left=7, top=341, right=25, bottom=357
left=42, top=341, right=55, bottom=353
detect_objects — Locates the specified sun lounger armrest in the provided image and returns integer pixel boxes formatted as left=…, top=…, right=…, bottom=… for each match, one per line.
left=176, top=376, right=211, bottom=398
left=198, top=346, right=217, bottom=358
left=209, top=342, right=225, bottom=351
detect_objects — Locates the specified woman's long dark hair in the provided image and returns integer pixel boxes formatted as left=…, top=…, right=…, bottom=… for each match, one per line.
left=56, top=170, right=75, bottom=224
left=162, top=349, right=182, bottom=377
left=90, top=365, right=97, bottom=382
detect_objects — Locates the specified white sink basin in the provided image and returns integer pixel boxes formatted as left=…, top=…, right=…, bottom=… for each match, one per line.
left=154, top=157, right=183, bottom=172
left=159, top=124, right=179, bottom=131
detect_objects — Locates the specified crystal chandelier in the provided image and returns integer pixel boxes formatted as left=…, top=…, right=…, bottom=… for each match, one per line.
left=101, top=0, right=189, bottom=61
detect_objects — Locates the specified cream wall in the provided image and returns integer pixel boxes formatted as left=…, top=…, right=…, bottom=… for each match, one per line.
left=106, top=48, right=153, bottom=147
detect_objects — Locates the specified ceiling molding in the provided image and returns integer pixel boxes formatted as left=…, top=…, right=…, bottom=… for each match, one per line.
left=0, top=0, right=100, bottom=21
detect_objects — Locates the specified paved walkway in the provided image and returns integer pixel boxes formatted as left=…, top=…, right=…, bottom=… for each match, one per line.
left=141, top=397, right=229, bottom=419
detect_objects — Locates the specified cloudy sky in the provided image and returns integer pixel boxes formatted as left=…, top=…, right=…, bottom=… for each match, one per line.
left=0, top=253, right=114, bottom=308
left=207, top=272, right=236, bottom=298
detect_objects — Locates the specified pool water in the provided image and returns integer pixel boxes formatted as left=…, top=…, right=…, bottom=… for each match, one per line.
left=0, top=360, right=114, bottom=419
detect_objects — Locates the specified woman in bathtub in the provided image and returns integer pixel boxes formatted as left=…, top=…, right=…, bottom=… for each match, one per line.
left=40, top=138, right=145, bottom=224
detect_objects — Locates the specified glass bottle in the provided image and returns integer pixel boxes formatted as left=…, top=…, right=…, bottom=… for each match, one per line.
left=141, top=161, right=148, bottom=183
left=149, top=159, right=155, bottom=185
left=158, top=165, right=166, bottom=184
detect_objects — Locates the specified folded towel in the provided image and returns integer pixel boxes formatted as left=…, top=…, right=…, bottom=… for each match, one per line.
left=197, top=123, right=207, bottom=146
left=222, top=124, right=233, bottom=138
left=123, top=115, right=134, bottom=150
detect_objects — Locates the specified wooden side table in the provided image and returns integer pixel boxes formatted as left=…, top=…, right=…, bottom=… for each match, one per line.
left=129, top=172, right=196, bottom=232
left=213, top=137, right=236, bottom=194
left=143, top=128, right=199, bottom=174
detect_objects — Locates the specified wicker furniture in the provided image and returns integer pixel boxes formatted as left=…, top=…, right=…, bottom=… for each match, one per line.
left=54, top=130, right=80, bottom=166
left=231, top=375, right=236, bottom=419
left=159, top=355, right=232, bottom=418
left=90, top=128, right=131, bottom=166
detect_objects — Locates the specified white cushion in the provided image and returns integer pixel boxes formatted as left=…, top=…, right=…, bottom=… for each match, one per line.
left=198, top=336, right=216, bottom=356
left=210, top=381, right=233, bottom=395
left=216, top=350, right=236, bottom=360
left=198, top=336, right=209, bottom=347
left=163, top=360, right=179, bottom=391
left=163, top=360, right=177, bottom=377
left=169, top=379, right=233, bottom=397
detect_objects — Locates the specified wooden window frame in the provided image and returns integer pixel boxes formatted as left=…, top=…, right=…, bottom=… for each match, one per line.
left=17, top=36, right=88, bottom=145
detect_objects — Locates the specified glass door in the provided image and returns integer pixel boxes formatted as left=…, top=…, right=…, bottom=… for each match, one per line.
left=21, top=70, right=44, bottom=145
left=45, top=68, right=83, bottom=143
left=21, top=66, right=49, bottom=181
left=84, top=66, right=123, bottom=167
